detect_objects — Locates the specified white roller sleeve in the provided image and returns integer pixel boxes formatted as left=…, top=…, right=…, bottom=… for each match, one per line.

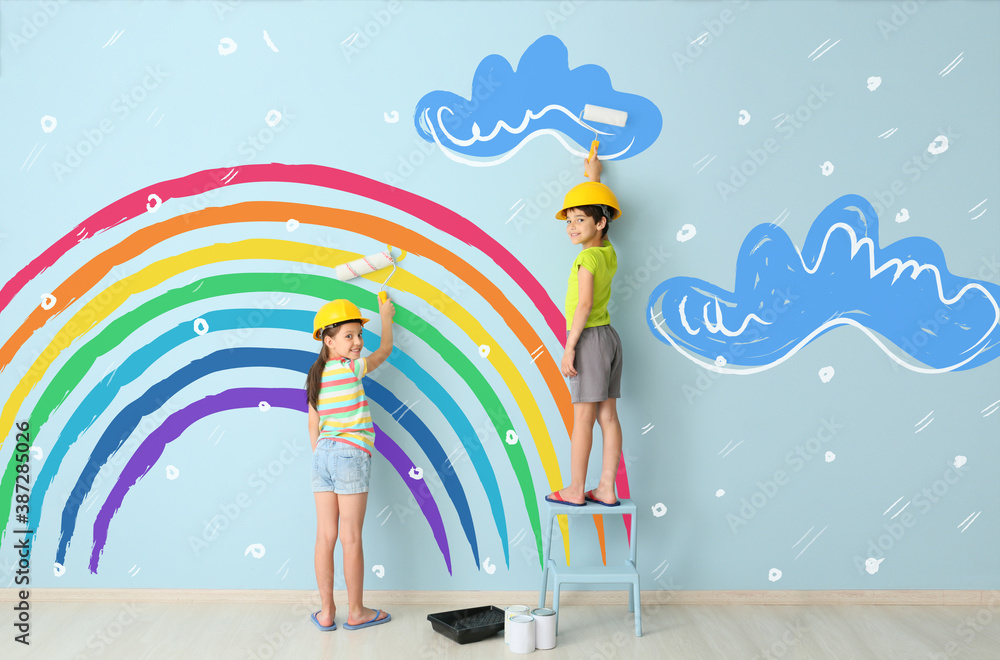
left=334, top=250, right=393, bottom=281
left=583, top=104, right=628, bottom=127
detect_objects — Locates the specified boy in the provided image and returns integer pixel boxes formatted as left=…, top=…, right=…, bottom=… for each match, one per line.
left=546, top=157, right=624, bottom=507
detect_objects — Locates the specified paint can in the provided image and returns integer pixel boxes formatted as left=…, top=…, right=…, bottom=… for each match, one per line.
left=508, top=614, right=536, bottom=654
left=505, top=605, right=530, bottom=644
left=531, top=607, right=556, bottom=649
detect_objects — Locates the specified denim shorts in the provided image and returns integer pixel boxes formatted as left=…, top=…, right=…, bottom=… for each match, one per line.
left=312, top=440, right=371, bottom=494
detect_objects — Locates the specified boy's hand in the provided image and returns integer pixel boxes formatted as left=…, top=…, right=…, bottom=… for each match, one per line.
left=379, top=295, right=395, bottom=321
left=584, top=152, right=602, bottom=182
left=561, top=348, right=577, bottom=377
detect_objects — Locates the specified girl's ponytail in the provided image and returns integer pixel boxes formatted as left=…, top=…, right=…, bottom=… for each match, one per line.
left=306, top=341, right=328, bottom=408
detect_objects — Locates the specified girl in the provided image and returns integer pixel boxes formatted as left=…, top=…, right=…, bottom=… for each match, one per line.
left=306, top=297, right=394, bottom=631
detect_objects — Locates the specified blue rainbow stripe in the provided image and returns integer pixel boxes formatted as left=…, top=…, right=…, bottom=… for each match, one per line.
left=55, top=347, right=479, bottom=572
left=28, top=308, right=510, bottom=567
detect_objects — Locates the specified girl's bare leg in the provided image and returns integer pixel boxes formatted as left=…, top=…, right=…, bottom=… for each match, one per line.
left=339, top=492, right=388, bottom=625
left=313, top=492, right=339, bottom=627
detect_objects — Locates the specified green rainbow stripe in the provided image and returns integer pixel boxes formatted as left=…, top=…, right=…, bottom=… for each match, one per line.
left=2, top=203, right=584, bottom=560
left=2, top=273, right=548, bottom=561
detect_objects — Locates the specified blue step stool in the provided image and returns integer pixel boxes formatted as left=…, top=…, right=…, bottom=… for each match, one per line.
left=537, top=498, right=641, bottom=637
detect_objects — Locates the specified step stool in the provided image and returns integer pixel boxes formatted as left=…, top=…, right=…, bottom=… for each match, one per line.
left=537, top=498, right=641, bottom=637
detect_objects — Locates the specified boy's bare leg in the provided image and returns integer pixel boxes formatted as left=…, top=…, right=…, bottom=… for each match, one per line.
left=339, top=492, right=388, bottom=625
left=556, top=402, right=599, bottom=503
left=593, top=398, right=622, bottom=503
left=313, top=492, right=340, bottom=627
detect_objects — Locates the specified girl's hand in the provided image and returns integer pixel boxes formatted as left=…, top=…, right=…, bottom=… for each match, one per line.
left=367, top=296, right=395, bottom=372
left=561, top=348, right=577, bottom=377
left=379, top=296, right=395, bottom=321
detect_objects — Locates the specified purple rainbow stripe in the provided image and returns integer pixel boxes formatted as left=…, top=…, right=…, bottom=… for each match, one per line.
left=89, top=388, right=450, bottom=574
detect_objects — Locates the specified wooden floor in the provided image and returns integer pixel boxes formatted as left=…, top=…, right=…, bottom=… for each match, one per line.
left=5, top=598, right=1000, bottom=659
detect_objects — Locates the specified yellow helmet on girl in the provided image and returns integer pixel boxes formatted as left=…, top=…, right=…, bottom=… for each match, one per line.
left=555, top=181, right=621, bottom=221
left=313, top=299, right=369, bottom=340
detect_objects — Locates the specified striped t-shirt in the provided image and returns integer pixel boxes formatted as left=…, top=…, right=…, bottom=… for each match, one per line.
left=317, top=357, right=375, bottom=454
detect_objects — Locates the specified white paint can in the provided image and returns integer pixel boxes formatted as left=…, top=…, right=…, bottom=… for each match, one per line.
left=508, top=614, right=536, bottom=654
left=531, top=607, right=556, bottom=649
left=505, top=605, right=530, bottom=644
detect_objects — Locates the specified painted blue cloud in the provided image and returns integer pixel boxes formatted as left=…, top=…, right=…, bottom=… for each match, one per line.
left=647, top=194, right=1000, bottom=373
left=414, top=35, right=662, bottom=164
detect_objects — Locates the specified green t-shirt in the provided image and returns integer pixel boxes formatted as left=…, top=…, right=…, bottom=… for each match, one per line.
left=565, top=240, right=617, bottom=330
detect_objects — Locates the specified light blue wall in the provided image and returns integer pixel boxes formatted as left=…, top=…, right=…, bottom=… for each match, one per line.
left=0, top=0, right=997, bottom=591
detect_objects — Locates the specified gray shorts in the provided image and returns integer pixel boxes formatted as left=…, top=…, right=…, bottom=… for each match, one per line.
left=568, top=325, right=622, bottom=403
left=312, top=440, right=371, bottom=494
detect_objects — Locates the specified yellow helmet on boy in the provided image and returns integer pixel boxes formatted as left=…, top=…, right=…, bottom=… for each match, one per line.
left=556, top=181, right=621, bottom=221
left=313, top=299, right=369, bottom=340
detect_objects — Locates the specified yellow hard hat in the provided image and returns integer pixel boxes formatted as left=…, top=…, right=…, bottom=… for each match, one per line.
left=313, top=299, right=369, bottom=340
left=556, top=181, right=621, bottom=221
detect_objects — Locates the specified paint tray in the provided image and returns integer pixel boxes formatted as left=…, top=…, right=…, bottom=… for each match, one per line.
left=427, top=605, right=505, bottom=644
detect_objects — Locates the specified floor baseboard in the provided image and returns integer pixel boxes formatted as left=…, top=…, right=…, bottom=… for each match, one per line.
left=2, top=588, right=993, bottom=606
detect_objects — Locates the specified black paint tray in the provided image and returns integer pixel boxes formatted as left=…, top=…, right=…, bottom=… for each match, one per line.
left=427, top=605, right=505, bottom=644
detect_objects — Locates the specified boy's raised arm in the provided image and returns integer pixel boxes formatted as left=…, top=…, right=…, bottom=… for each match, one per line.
left=584, top=153, right=602, bottom=182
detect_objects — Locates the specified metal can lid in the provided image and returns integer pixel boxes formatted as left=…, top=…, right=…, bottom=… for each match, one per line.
left=509, top=614, right=535, bottom=623
left=531, top=608, right=555, bottom=616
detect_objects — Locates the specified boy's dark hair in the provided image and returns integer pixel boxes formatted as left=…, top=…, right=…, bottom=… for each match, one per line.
left=568, top=204, right=612, bottom=237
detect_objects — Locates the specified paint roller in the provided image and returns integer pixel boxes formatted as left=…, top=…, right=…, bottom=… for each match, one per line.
left=332, top=245, right=404, bottom=305
left=580, top=104, right=628, bottom=177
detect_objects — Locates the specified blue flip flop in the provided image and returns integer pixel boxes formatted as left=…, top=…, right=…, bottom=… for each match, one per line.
left=545, top=492, right=585, bottom=507
left=343, top=609, right=391, bottom=630
left=311, top=611, right=336, bottom=631
left=585, top=489, right=620, bottom=507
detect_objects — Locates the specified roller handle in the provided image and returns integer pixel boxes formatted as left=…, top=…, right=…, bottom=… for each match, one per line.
left=585, top=140, right=600, bottom=177
left=378, top=291, right=389, bottom=305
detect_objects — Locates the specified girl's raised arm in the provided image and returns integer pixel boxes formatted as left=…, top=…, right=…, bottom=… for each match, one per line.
left=365, top=297, right=396, bottom=372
